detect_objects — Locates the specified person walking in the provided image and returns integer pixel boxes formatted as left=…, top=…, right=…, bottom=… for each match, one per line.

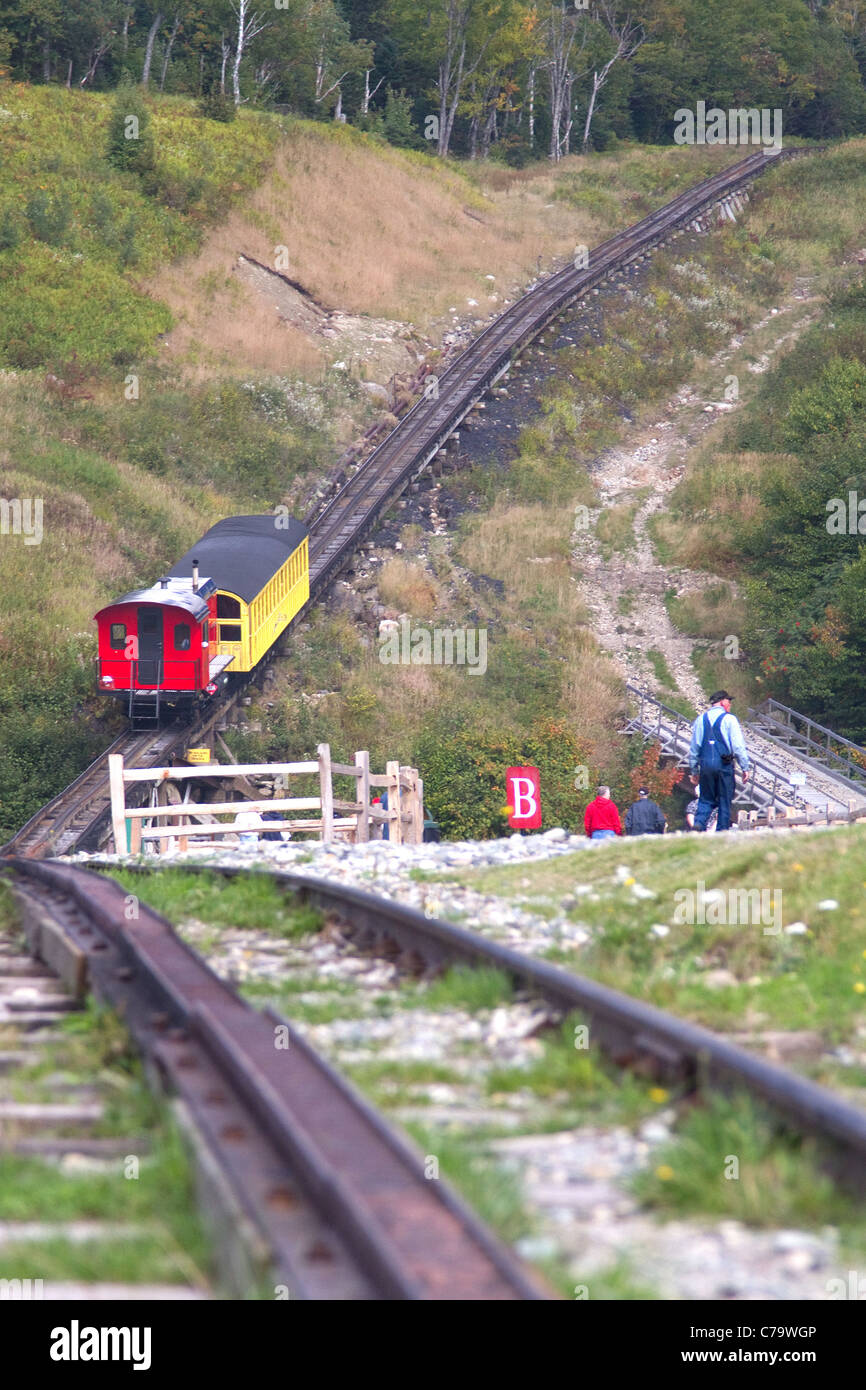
left=685, top=787, right=716, bottom=832
left=688, top=690, right=750, bottom=832
left=625, top=786, right=666, bottom=836
left=584, top=785, right=623, bottom=840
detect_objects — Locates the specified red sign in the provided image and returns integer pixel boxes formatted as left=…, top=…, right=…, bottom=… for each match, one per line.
left=506, top=766, right=542, bottom=829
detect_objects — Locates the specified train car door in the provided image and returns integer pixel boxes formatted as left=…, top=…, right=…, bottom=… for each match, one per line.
left=137, top=605, right=164, bottom=686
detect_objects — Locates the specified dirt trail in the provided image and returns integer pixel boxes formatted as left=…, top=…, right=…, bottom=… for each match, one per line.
left=569, top=273, right=866, bottom=810
left=572, top=280, right=819, bottom=708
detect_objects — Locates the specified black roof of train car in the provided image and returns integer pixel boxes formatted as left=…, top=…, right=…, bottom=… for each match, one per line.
left=166, top=515, right=308, bottom=604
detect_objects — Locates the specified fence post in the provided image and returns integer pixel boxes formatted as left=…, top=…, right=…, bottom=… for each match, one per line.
left=318, top=743, right=334, bottom=843
left=355, top=750, right=370, bottom=843
left=108, top=754, right=127, bottom=855
left=386, top=759, right=402, bottom=845
left=400, top=766, right=423, bottom=844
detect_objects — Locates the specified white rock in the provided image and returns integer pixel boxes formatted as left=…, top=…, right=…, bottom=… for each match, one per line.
left=650, top=923, right=670, bottom=938
left=516, top=1235, right=558, bottom=1260
left=784, top=921, right=808, bottom=935
left=702, top=968, right=738, bottom=990
left=467, top=298, right=478, bottom=307
left=816, top=899, right=838, bottom=911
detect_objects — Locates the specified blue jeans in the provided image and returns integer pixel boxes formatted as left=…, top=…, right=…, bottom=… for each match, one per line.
left=695, top=767, right=734, bottom=831
left=591, top=828, right=617, bottom=840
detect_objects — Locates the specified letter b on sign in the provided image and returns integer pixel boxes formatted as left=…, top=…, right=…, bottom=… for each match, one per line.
left=506, top=766, right=542, bottom=829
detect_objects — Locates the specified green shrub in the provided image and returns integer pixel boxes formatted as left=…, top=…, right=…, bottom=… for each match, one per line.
left=784, top=356, right=866, bottom=447
left=105, top=81, right=156, bottom=179
left=196, top=91, right=236, bottom=124
left=24, top=191, right=70, bottom=246
left=414, top=716, right=587, bottom=840
left=0, top=206, right=22, bottom=251
left=0, top=246, right=172, bottom=370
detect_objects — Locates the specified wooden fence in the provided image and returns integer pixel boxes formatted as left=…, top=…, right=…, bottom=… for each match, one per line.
left=108, top=744, right=424, bottom=854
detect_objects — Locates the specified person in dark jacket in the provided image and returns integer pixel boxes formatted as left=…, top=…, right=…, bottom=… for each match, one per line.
left=625, top=787, right=666, bottom=836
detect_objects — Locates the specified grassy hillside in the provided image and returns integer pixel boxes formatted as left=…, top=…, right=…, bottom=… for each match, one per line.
left=0, top=84, right=279, bottom=371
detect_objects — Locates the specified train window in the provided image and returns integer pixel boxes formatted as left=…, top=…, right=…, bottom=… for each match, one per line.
left=217, top=594, right=241, bottom=619
left=110, top=622, right=126, bottom=649
left=174, top=623, right=191, bottom=651
left=220, top=624, right=242, bottom=642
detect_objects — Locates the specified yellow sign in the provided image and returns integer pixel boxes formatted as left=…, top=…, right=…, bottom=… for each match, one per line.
left=186, top=747, right=212, bottom=764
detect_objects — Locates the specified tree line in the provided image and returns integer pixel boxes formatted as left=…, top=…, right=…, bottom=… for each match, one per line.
left=1, top=0, right=865, bottom=158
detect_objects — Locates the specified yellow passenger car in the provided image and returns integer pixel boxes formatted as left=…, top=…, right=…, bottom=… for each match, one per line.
left=167, top=514, right=309, bottom=674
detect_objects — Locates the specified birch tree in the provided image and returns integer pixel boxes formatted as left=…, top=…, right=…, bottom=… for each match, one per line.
left=581, top=1, right=643, bottom=149
left=231, top=0, right=269, bottom=105
left=141, top=8, right=162, bottom=85
left=545, top=1, right=589, bottom=159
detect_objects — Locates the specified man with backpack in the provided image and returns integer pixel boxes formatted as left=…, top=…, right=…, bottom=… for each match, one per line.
left=688, top=690, right=751, bottom=832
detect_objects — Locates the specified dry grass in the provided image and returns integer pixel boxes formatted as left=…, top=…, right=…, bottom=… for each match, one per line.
left=663, top=450, right=794, bottom=570
left=596, top=501, right=637, bottom=558
left=377, top=557, right=441, bottom=616
left=459, top=500, right=623, bottom=757
left=147, top=125, right=747, bottom=382
left=464, top=503, right=575, bottom=610
left=668, top=583, right=745, bottom=641
left=746, top=136, right=866, bottom=276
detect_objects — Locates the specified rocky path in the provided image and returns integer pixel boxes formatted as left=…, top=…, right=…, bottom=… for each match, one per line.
left=570, top=274, right=866, bottom=811
left=573, top=284, right=819, bottom=708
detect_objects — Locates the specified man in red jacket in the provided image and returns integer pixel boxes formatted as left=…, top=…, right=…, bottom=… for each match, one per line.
left=584, top=785, right=623, bottom=839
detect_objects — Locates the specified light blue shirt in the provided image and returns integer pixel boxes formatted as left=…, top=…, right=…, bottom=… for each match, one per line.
left=689, top=705, right=750, bottom=774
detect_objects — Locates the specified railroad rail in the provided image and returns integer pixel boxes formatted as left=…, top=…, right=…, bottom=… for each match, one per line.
left=3, top=857, right=547, bottom=1300
left=304, top=150, right=792, bottom=599
left=2, top=148, right=803, bottom=862
left=748, top=698, right=866, bottom=796
left=86, top=858, right=866, bottom=1195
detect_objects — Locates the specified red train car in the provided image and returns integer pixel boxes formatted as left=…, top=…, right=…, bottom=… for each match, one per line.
left=94, top=515, right=310, bottom=727
left=94, top=569, right=228, bottom=726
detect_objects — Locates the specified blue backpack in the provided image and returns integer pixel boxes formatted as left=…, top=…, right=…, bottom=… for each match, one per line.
left=698, top=711, right=734, bottom=772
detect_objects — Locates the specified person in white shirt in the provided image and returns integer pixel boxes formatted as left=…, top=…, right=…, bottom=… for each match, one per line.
left=234, top=805, right=266, bottom=848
